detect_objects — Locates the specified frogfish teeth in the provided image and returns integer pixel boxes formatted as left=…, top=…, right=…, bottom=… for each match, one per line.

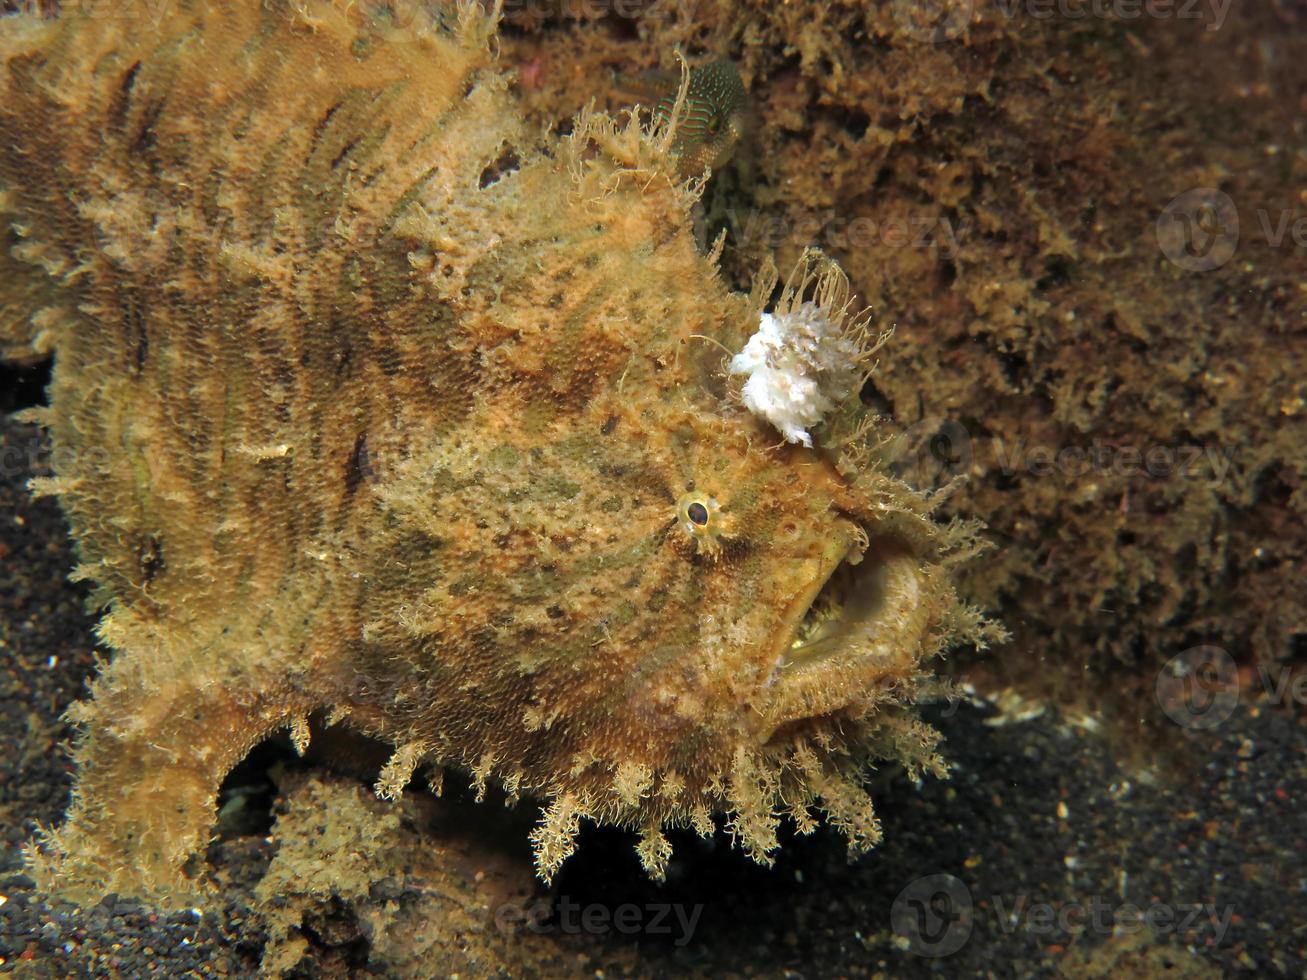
left=0, top=0, right=999, bottom=904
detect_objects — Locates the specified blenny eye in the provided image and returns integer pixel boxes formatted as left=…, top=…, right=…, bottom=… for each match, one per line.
left=687, top=501, right=709, bottom=526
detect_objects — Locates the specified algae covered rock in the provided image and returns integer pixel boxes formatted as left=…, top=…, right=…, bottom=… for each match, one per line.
left=0, top=0, right=997, bottom=904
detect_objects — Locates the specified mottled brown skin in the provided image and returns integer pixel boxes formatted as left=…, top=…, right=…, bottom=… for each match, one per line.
left=0, top=0, right=997, bottom=903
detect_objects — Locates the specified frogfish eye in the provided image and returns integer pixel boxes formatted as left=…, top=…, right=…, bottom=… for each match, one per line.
left=676, top=493, right=723, bottom=552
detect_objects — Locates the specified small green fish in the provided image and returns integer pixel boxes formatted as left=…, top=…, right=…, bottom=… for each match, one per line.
left=619, top=58, right=747, bottom=177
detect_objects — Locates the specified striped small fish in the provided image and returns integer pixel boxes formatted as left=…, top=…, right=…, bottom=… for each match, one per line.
left=650, top=59, right=748, bottom=177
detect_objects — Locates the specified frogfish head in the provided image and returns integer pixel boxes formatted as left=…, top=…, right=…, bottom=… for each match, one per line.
left=358, top=239, right=989, bottom=881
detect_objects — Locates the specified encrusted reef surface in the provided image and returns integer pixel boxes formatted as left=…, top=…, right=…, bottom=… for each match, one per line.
left=0, top=0, right=995, bottom=908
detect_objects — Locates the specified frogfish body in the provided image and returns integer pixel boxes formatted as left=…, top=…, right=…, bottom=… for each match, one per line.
left=0, top=0, right=998, bottom=904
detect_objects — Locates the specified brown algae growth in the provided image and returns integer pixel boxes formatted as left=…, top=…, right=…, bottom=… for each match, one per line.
left=0, top=0, right=999, bottom=904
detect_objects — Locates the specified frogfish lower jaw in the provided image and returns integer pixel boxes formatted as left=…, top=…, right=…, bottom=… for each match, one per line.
left=761, top=529, right=933, bottom=732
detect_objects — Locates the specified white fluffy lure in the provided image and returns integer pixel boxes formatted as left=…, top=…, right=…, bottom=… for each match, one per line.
left=728, top=301, right=863, bottom=447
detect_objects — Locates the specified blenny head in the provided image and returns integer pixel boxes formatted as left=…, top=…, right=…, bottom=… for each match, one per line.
left=615, top=56, right=748, bottom=178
